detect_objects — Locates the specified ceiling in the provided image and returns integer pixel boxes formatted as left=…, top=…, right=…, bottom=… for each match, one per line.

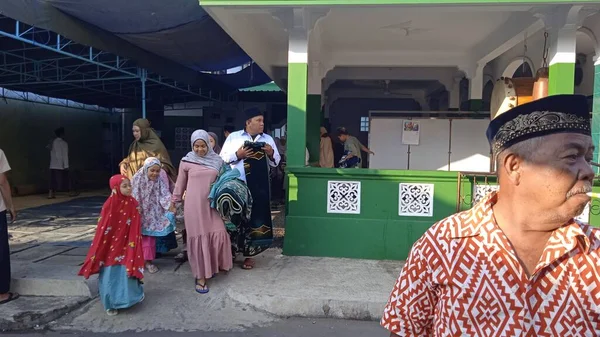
left=318, top=7, right=523, bottom=52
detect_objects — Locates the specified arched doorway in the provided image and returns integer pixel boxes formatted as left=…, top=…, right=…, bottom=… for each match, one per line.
left=502, top=57, right=535, bottom=79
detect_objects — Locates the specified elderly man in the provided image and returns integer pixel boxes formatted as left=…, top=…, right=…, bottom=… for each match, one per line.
left=381, top=94, right=600, bottom=336
left=220, top=107, right=280, bottom=270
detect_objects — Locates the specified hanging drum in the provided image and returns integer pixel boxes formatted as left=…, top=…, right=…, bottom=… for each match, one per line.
left=490, top=77, right=535, bottom=120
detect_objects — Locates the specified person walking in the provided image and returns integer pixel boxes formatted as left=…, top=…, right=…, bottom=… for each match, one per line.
left=220, top=107, right=281, bottom=270
left=172, top=130, right=232, bottom=294
left=0, top=148, right=18, bottom=305
left=48, top=127, right=76, bottom=198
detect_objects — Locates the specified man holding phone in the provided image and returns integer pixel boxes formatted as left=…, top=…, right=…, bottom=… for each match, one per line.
left=220, top=107, right=280, bottom=270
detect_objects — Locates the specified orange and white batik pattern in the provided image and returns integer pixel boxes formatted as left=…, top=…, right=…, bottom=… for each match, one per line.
left=381, top=191, right=600, bottom=337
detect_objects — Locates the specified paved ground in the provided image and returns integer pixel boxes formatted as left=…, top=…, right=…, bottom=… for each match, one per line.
left=3, top=193, right=401, bottom=333
left=4, top=318, right=387, bottom=337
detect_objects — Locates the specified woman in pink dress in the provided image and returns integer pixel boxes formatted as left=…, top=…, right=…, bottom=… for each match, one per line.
left=171, top=130, right=232, bottom=294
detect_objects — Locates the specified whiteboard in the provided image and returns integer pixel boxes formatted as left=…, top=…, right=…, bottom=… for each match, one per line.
left=449, top=120, right=491, bottom=172
left=368, top=117, right=409, bottom=169
left=409, top=119, right=450, bottom=171
left=368, top=116, right=491, bottom=172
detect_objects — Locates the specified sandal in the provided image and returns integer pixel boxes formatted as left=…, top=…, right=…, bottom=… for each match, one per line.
left=106, top=309, right=118, bottom=316
left=0, top=292, right=19, bottom=305
left=242, top=258, right=255, bottom=270
left=174, top=251, right=188, bottom=263
left=145, top=263, right=159, bottom=274
left=195, top=279, right=209, bottom=294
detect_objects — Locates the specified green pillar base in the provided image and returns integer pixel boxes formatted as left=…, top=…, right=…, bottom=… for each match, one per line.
left=461, top=99, right=484, bottom=112
left=549, top=62, right=575, bottom=95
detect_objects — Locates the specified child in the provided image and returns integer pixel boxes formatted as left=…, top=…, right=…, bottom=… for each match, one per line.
left=132, top=157, right=177, bottom=274
left=79, top=175, right=145, bottom=316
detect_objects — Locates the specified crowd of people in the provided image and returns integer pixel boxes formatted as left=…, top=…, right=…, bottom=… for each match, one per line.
left=77, top=107, right=282, bottom=315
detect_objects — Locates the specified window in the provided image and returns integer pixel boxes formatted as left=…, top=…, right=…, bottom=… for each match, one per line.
left=360, top=117, right=369, bottom=132
left=175, top=127, right=194, bottom=150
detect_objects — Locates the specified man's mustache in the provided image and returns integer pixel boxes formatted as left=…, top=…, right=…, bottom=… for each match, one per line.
left=567, top=184, right=593, bottom=199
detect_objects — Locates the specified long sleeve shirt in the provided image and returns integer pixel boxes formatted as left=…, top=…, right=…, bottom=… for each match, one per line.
left=49, top=137, right=69, bottom=170
left=219, top=130, right=281, bottom=182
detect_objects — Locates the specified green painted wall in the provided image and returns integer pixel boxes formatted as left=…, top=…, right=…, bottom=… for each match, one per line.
left=306, top=94, right=321, bottom=164
left=284, top=168, right=600, bottom=260
left=587, top=186, right=600, bottom=228
left=284, top=167, right=459, bottom=260
left=593, top=65, right=600, bottom=172
left=286, top=62, right=308, bottom=168
left=201, top=0, right=600, bottom=6
left=549, top=62, right=575, bottom=95
left=0, top=99, right=115, bottom=194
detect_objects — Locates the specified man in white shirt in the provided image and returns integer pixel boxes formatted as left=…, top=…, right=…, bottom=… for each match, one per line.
left=220, top=107, right=280, bottom=270
left=48, top=127, right=75, bottom=199
left=0, top=148, right=18, bottom=305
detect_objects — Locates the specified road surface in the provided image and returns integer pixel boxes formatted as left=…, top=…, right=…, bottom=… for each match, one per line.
left=4, top=318, right=387, bottom=337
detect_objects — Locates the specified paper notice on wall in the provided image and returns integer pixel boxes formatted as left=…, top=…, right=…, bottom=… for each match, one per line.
left=402, top=120, right=420, bottom=145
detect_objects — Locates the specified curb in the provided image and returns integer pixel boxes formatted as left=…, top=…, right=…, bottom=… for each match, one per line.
left=226, top=289, right=384, bottom=321
left=0, top=296, right=91, bottom=332
left=11, top=263, right=98, bottom=298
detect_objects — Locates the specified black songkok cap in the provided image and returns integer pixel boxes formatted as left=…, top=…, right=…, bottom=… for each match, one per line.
left=486, top=94, right=590, bottom=154
left=244, top=107, right=263, bottom=120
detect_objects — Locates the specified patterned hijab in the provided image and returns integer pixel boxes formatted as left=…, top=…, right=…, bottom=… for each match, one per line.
left=132, top=158, right=172, bottom=234
left=121, top=119, right=176, bottom=180
left=78, top=175, right=145, bottom=281
left=181, top=129, right=224, bottom=172
left=208, top=131, right=222, bottom=155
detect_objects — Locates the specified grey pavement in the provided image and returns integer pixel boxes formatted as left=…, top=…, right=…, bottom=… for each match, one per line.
left=3, top=196, right=402, bottom=333
left=4, top=317, right=387, bottom=337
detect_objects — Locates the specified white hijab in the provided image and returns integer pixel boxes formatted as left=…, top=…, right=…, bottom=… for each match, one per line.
left=181, top=129, right=224, bottom=171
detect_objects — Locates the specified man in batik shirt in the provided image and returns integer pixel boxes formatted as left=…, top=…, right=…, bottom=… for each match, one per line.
left=382, top=94, right=600, bottom=336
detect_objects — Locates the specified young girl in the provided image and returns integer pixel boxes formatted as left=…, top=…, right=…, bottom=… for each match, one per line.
left=79, top=175, right=145, bottom=316
left=172, top=129, right=232, bottom=294
left=132, top=157, right=176, bottom=274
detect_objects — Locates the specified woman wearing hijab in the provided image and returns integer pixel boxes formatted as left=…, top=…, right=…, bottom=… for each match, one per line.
left=207, top=132, right=222, bottom=155
left=78, top=175, right=145, bottom=316
left=119, top=119, right=176, bottom=183
left=171, top=130, right=232, bottom=294
left=132, top=158, right=177, bottom=274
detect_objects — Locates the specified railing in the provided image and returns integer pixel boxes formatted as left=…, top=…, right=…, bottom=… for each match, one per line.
left=456, top=171, right=498, bottom=212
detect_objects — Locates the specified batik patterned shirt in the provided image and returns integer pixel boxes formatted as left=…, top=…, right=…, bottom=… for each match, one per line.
left=381, top=191, right=600, bottom=336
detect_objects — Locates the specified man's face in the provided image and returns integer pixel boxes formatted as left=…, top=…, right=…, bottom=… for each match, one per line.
left=518, top=133, right=594, bottom=224
left=338, top=134, right=348, bottom=142
left=246, top=116, right=264, bottom=135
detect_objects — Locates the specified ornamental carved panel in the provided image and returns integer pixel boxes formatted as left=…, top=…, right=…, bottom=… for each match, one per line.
left=399, top=183, right=434, bottom=217
left=473, top=184, right=499, bottom=205
left=327, top=181, right=361, bottom=214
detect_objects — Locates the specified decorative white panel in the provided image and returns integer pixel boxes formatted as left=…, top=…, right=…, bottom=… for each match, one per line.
left=473, top=184, right=499, bottom=205
left=575, top=202, right=590, bottom=223
left=399, top=183, right=434, bottom=217
left=327, top=181, right=361, bottom=214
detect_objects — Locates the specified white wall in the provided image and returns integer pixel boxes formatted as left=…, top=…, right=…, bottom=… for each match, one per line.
left=369, top=117, right=491, bottom=172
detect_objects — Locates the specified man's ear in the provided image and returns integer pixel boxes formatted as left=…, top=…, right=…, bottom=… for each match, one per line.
left=500, top=152, right=522, bottom=185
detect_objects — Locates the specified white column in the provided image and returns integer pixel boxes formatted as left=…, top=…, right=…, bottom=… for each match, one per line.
left=448, top=74, right=463, bottom=110
left=308, top=61, right=322, bottom=95
left=468, top=64, right=485, bottom=100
